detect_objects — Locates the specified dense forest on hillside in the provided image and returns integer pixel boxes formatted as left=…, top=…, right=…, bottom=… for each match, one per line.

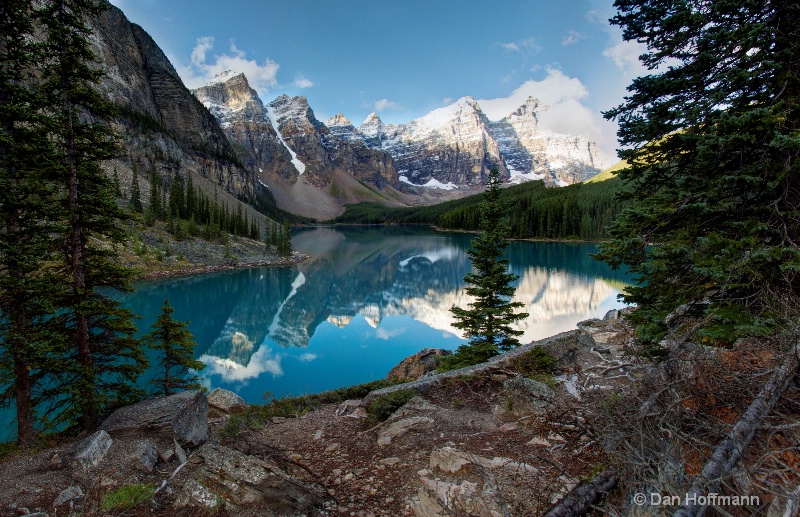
left=329, top=177, right=628, bottom=240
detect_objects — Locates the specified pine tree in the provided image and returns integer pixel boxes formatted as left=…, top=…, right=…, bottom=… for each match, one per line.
left=111, top=167, right=121, bottom=197
left=278, top=221, right=292, bottom=257
left=185, top=171, right=194, bottom=219
left=270, top=221, right=278, bottom=248
left=596, top=0, right=800, bottom=346
left=40, top=0, right=147, bottom=431
left=145, top=298, right=205, bottom=397
left=447, top=168, right=528, bottom=366
left=0, top=0, right=64, bottom=447
left=168, top=171, right=184, bottom=219
left=148, top=169, right=161, bottom=220
left=129, top=167, right=142, bottom=213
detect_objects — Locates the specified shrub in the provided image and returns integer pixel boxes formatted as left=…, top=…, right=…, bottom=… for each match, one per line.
left=366, top=389, right=417, bottom=425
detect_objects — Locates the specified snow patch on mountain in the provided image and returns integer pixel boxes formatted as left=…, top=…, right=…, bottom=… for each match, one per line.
left=203, top=69, right=239, bottom=87
left=399, top=175, right=458, bottom=190
left=265, top=105, right=306, bottom=174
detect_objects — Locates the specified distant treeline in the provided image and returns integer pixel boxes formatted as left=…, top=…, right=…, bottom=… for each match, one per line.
left=329, top=178, right=629, bottom=241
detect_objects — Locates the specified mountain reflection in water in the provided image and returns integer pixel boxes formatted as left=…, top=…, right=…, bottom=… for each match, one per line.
left=125, top=225, right=630, bottom=403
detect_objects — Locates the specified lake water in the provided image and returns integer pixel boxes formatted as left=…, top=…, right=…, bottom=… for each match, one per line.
left=0, top=225, right=629, bottom=440
left=125, top=225, right=630, bottom=404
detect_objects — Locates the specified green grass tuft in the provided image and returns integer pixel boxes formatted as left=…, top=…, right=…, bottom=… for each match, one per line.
left=101, top=483, right=153, bottom=511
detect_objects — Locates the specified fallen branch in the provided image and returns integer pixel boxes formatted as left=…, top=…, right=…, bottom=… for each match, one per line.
left=675, top=340, right=799, bottom=517
left=543, top=468, right=618, bottom=517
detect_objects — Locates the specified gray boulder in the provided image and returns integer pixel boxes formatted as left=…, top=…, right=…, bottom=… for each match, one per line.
left=207, top=388, right=247, bottom=413
left=173, top=443, right=319, bottom=512
left=502, top=376, right=554, bottom=416
left=386, top=348, right=451, bottom=381
left=70, top=430, right=112, bottom=470
left=100, top=390, right=208, bottom=446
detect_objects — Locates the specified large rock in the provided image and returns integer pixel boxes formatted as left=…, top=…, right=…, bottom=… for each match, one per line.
left=501, top=376, right=554, bottom=416
left=207, top=388, right=247, bottom=414
left=412, top=447, right=543, bottom=517
left=377, top=417, right=433, bottom=446
left=70, top=430, right=112, bottom=470
left=100, top=390, right=208, bottom=446
left=386, top=348, right=452, bottom=381
left=173, top=443, right=319, bottom=513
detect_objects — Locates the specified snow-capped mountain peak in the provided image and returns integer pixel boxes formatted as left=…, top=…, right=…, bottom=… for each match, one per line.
left=326, top=113, right=352, bottom=127
left=203, top=70, right=240, bottom=87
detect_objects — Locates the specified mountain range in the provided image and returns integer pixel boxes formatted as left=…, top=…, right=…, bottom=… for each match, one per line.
left=88, top=4, right=605, bottom=221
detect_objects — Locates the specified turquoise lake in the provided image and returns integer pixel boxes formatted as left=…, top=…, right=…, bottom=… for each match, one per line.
left=124, top=225, right=630, bottom=404
left=1, top=225, right=630, bottom=439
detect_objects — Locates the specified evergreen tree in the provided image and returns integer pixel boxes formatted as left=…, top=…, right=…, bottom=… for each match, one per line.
left=145, top=298, right=205, bottom=397
left=270, top=221, right=277, bottom=248
left=148, top=169, right=161, bottom=220
left=185, top=171, right=194, bottom=218
left=129, top=167, right=142, bottom=213
left=596, top=0, right=800, bottom=346
left=40, top=0, right=147, bottom=431
left=250, top=218, right=259, bottom=241
left=168, top=171, right=184, bottom=219
left=278, top=221, right=292, bottom=257
left=111, top=167, right=121, bottom=197
left=0, top=0, right=63, bottom=447
left=447, top=168, right=528, bottom=366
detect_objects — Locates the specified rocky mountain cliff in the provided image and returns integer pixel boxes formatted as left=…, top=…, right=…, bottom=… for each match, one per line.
left=194, top=73, right=414, bottom=220
left=335, top=96, right=605, bottom=188
left=333, top=97, right=509, bottom=188
left=488, top=97, right=604, bottom=185
left=191, top=70, right=604, bottom=218
left=87, top=3, right=604, bottom=220
left=88, top=4, right=254, bottom=201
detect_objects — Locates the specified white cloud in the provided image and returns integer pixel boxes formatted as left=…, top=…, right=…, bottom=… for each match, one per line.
left=178, top=37, right=281, bottom=96
left=294, top=75, right=314, bottom=89
left=298, top=353, right=317, bottom=362
left=497, top=37, right=540, bottom=54
left=603, top=39, right=647, bottom=74
left=477, top=69, right=615, bottom=161
left=199, top=345, right=284, bottom=384
left=373, top=98, right=401, bottom=112
left=376, top=327, right=405, bottom=340
left=562, top=30, right=587, bottom=46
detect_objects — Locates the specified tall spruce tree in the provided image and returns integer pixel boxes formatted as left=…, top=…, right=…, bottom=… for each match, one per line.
left=596, top=0, right=800, bottom=347
left=40, top=0, right=147, bottom=431
left=145, top=298, right=205, bottom=397
left=447, top=168, right=528, bottom=366
left=129, top=166, right=142, bottom=213
left=0, top=0, right=64, bottom=447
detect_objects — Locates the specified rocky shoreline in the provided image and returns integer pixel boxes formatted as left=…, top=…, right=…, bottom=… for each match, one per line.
left=119, top=223, right=310, bottom=281
left=1, top=309, right=796, bottom=516
left=0, top=310, right=637, bottom=516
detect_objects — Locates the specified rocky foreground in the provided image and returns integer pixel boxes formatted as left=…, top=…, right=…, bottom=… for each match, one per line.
left=1, top=310, right=796, bottom=516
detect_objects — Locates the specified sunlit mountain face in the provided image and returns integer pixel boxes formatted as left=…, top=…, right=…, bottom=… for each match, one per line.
left=122, top=226, right=629, bottom=402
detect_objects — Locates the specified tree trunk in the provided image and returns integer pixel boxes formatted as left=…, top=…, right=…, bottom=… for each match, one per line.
left=59, top=0, right=96, bottom=432
left=675, top=340, right=800, bottom=517
left=544, top=469, right=618, bottom=517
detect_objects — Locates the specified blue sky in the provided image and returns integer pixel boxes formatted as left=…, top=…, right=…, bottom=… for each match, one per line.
left=108, top=0, right=650, bottom=161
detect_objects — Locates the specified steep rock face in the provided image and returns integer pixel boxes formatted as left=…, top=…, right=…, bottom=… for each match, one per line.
left=267, top=95, right=334, bottom=188
left=193, top=74, right=401, bottom=198
left=354, top=96, right=603, bottom=188
left=324, top=114, right=398, bottom=188
left=355, top=98, right=509, bottom=187
left=89, top=5, right=252, bottom=197
left=488, top=97, right=603, bottom=185
left=193, top=73, right=298, bottom=181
